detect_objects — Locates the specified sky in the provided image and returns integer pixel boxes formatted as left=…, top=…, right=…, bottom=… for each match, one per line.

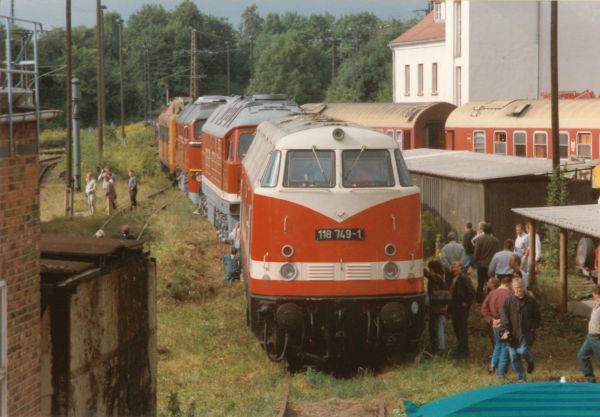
left=1, top=0, right=428, bottom=30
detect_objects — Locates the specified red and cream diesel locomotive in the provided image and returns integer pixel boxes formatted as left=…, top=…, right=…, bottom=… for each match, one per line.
left=240, top=113, right=425, bottom=366
left=201, top=95, right=300, bottom=239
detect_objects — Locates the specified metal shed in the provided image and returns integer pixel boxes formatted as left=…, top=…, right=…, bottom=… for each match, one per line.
left=511, top=205, right=600, bottom=313
left=403, top=149, right=597, bottom=243
left=302, top=102, right=456, bottom=149
left=40, top=234, right=157, bottom=417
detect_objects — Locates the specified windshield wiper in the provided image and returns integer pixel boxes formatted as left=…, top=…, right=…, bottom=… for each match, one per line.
left=344, top=145, right=366, bottom=181
left=311, top=145, right=327, bottom=181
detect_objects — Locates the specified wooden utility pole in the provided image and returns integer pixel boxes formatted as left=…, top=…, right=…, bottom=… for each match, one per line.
left=66, top=0, right=73, bottom=216
left=96, top=0, right=103, bottom=156
left=117, top=18, right=125, bottom=139
left=100, top=6, right=106, bottom=129
left=142, top=44, right=151, bottom=121
left=190, top=28, right=198, bottom=99
left=550, top=0, right=559, bottom=169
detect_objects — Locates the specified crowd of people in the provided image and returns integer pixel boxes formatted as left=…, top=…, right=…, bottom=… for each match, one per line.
left=84, top=167, right=138, bottom=215
left=424, top=220, right=600, bottom=383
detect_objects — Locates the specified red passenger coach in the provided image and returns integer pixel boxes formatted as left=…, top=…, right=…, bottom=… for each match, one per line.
left=174, top=96, right=229, bottom=205
left=240, top=113, right=425, bottom=367
left=302, top=102, right=456, bottom=150
left=201, top=94, right=300, bottom=239
left=445, top=99, right=600, bottom=160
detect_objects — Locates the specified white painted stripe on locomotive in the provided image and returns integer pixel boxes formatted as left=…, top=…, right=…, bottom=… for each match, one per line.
left=253, top=186, right=419, bottom=223
left=249, top=259, right=423, bottom=281
left=201, top=176, right=240, bottom=203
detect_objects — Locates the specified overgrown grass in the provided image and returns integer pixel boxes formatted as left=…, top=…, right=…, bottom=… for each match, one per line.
left=40, top=125, right=596, bottom=416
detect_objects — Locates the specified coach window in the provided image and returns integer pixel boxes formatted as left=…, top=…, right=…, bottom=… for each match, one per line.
left=534, top=132, right=547, bottom=158
left=577, top=132, right=592, bottom=159
left=394, top=149, right=413, bottom=187
left=194, top=120, right=206, bottom=139
left=513, top=132, right=526, bottom=157
left=386, top=130, right=394, bottom=139
left=473, top=131, right=485, bottom=153
left=559, top=132, right=569, bottom=159
left=238, top=133, right=255, bottom=160
left=261, top=150, right=281, bottom=187
left=493, top=131, right=507, bottom=155
left=343, top=149, right=394, bottom=188
left=395, top=130, right=403, bottom=147
left=283, top=150, right=335, bottom=188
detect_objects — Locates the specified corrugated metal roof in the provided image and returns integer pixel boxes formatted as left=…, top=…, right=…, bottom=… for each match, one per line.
left=446, top=99, right=600, bottom=129
left=41, top=234, right=144, bottom=257
left=512, top=205, right=600, bottom=239
left=403, top=149, right=599, bottom=181
left=302, top=102, right=447, bottom=129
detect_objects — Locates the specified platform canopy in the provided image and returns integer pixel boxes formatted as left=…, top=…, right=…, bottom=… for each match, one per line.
left=512, top=204, right=600, bottom=239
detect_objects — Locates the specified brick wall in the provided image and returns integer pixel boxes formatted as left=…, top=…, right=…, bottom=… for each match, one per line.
left=0, top=120, right=41, bottom=416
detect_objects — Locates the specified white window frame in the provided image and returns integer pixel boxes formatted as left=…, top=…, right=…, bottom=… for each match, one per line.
left=432, top=63, right=438, bottom=95
left=417, top=64, right=423, bottom=96
left=493, top=130, right=507, bottom=155
left=559, top=131, right=569, bottom=160
left=473, top=130, right=485, bottom=153
left=434, top=2, right=442, bottom=21
left=533, top=131, right=548, bottom=159
left=404, top=65, right=410, bottom=96
left=513, top=131, right=527, bottom=157
left=0, top=280, right=6, bottom=417
left=577, top=131, right=592, bottom=159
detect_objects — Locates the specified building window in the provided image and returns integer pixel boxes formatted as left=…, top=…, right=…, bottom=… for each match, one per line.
left=534, top=132, right=547, bottom=158
left=577, top=132, right=592, bottom=159
left=418, top=64, right=423, bottom=96
left=473, top=131, right=485, bottom=153
left=559, top=132, right=569, bottom=159
left=514, top=131, right=526, bottom=157
left=432, top=63, right=438, bottom=95
left=455, top=66, right=462, bottom=106
left=454, top=1, right=462, bottom=57
left=404, top=65, right=410, bottom=96
left=434, top=2, right=443, bottom=21
left=493, top=131, right=507, bottom=155
left=0, top=281, right=6, bottom=417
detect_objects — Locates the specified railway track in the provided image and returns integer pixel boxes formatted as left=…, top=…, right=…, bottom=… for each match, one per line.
left=39, top=155, right=63, bottom=183
left=277, top=383, right=388, bottom=417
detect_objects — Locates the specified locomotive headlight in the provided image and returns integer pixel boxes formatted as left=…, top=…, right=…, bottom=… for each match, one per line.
left=411, top=301, right=419, bottom=314
left=383, top=262, right=400, bottom=280
left=281, top=244, right=294, bottom=258
left=384, top=243, right=397, bottom=257
left=280, top=263, right=298, bottom=281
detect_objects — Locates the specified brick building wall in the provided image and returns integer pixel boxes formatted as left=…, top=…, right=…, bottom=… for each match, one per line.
left=0, top=119, right=41, bottom=416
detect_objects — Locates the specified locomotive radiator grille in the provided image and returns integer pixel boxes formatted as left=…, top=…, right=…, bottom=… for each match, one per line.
left=306, top=264, right=335, bottom=280
left=344, top=263, right=373, bottom=279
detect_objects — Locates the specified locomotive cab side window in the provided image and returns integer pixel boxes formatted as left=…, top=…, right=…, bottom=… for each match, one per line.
left=194, top=120, right=206, bottom=139
left=283, top=150, right=335, bottom=188
left=394, top=149, right=413, bottom=186
left=342, top=149, right=394, bottom=188
left=261, top=150, right=281, bottom=188
left=227, top=138, right=234, bottom=161
left=238, top=133, right=255, bottom=160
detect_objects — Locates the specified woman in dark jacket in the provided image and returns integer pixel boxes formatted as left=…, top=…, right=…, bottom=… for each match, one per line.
left=426, top=260, right=450, bottom=353
left=449, top=261, right=476, bottom=357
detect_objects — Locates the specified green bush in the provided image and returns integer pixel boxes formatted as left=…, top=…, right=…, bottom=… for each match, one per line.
left=39, top=129, right=66, bottom=149
left=422, top=210, right=446, bottom=258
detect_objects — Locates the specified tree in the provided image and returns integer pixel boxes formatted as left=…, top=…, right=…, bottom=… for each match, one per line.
left=246, top=31, right=329, bottom=104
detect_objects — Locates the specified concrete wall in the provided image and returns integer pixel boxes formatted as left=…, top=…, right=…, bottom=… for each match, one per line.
left=0, top=121, right=41, bottom=416
left=42, top=256, right=156, bottom=417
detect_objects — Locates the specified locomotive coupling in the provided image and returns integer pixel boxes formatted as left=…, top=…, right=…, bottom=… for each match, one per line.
left=275, top=303, right=304, bottom=331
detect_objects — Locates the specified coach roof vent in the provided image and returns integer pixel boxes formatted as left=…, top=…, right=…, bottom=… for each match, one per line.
left=510, top=103, right=531, bottom=117
left=253, top=94, right=287, bottom=101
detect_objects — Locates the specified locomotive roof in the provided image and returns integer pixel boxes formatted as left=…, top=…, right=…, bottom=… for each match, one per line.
left=403, top=148, right=599, bottom=181
left=243, top=114, right=401, bottom=185
left=446, top=99, right=600, bottom=129
left=158, top=97, right=192, bottom=123
left=202, top=95, right=301, bottom=138
left=302, top=102, right=453, bottom=128
left=176, top=96, right=229, bottom=125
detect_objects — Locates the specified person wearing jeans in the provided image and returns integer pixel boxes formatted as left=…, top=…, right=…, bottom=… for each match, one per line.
left=481, top=276, right=512, bottom=377
left=426, top=260, right=450, bottom=353
left=500, top=277, right=541, bottom=381
left=578, top=285, right=600, bottom=383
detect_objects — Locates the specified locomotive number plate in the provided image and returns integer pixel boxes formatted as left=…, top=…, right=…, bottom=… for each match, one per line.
left=315, top=228, right=365, bottom=241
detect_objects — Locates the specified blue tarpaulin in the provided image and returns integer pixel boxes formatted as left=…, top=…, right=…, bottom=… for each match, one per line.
left=404, top=382, right=600, bottom=417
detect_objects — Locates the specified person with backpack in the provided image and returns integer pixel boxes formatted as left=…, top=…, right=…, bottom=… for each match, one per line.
left=448, top=260, right=476, bottom=357
left=481, top=275, right=513, bottom=377
left=426, top=260, right=451, bottom=354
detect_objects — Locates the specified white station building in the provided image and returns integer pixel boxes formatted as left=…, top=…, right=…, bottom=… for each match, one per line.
left=390, top=1, right=600, bottom=106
